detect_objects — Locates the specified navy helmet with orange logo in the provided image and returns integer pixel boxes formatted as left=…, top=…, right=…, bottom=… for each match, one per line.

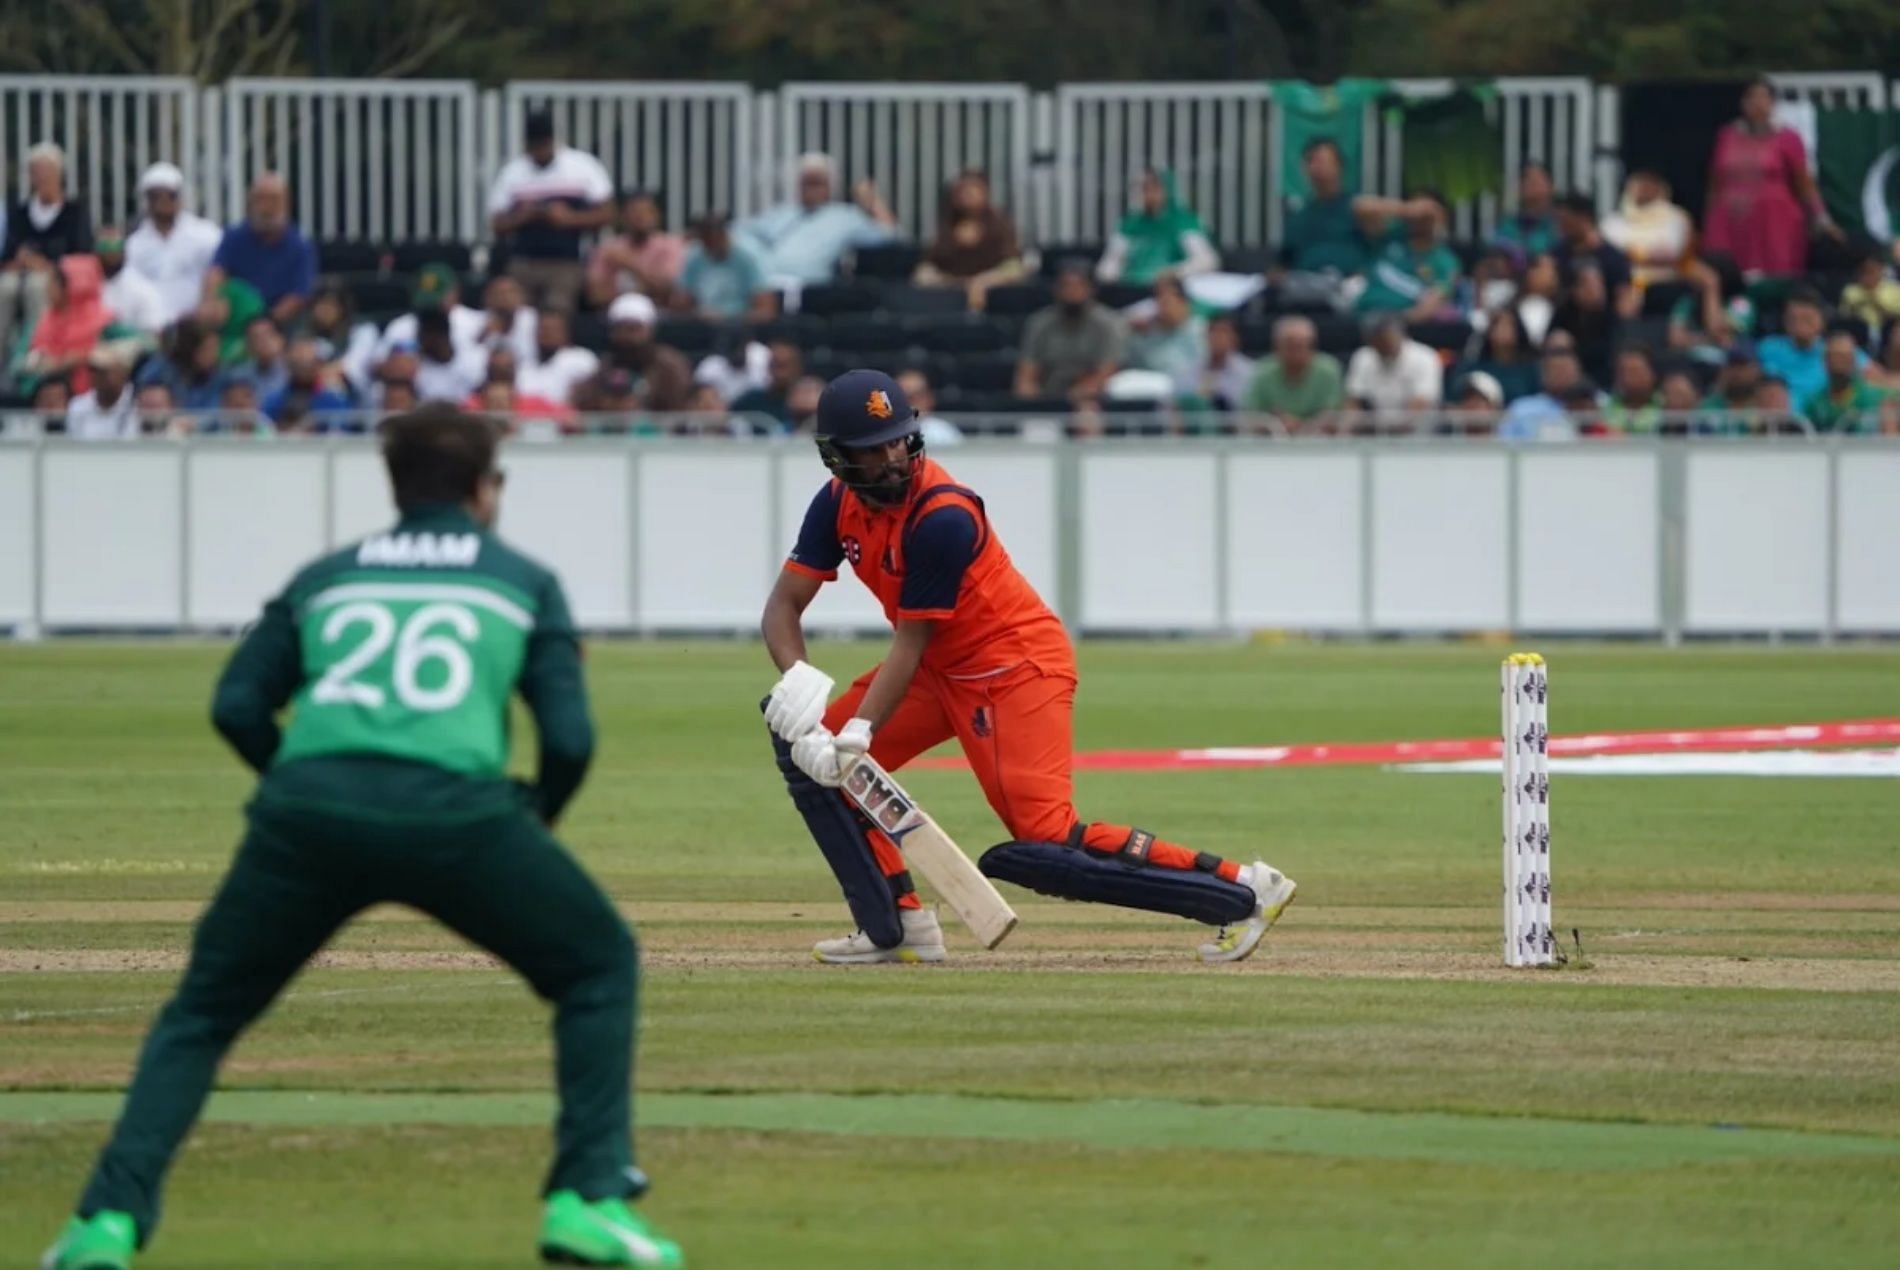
left=814, top=368, right=924, bottom=505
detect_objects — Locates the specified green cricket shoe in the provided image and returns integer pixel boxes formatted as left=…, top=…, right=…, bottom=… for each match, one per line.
left=539, top=1190, right=684, bottom=1267
left=40, top=1211, right=137, bottom=1270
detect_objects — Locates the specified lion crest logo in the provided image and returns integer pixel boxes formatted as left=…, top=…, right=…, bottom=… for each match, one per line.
left=865, top=389, right=894, bottom=420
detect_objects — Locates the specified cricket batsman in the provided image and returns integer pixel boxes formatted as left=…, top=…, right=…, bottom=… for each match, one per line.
left=761, top=370, right=1297, bottom=965
left=42, top=408, right=683, bottom=1269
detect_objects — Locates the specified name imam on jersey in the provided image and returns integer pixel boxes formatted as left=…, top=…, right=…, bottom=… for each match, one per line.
left=356, top=532, right=481, bottom=568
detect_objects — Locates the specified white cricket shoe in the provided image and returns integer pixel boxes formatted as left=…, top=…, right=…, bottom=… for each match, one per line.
left=812, top=906, right=947, bottom=964
left=1198, top=861, right=1298, bottom=964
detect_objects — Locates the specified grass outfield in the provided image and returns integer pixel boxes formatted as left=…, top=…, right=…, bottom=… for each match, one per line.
left=2, top=641, right=1897, bottom=1267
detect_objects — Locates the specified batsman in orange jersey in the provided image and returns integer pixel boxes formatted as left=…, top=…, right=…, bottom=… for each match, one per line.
left=760, top=369, right=1297, bottom=964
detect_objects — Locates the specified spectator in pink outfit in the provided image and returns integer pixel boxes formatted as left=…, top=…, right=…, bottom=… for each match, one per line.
left=585, top=190, right=686, bottom=310
left=1703, top=77, right=1840, bottom=277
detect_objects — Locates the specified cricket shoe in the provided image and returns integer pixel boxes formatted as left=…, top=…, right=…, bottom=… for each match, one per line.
left=812, top=906, right=946, bottom=964
left=41, top=1211, right=136, bottom=1270
left=1198, top=861, right=1298, bottom=964
left=539, top=1190, right=684, bottom=1267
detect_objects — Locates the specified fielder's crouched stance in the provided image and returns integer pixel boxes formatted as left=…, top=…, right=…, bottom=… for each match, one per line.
left=761, top=370, right=1297, bottom=965
left=42, top=409, right=682, bottom=1270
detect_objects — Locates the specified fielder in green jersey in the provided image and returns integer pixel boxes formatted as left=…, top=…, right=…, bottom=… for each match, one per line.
left=44, top=408, right=683, bottom=1270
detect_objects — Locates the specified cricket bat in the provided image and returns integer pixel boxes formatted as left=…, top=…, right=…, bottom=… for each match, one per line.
left=840, top=754, right=1019, bottom=949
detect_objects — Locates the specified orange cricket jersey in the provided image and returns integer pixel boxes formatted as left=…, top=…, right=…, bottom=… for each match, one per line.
left=784, top=457, right=1074, bottom=678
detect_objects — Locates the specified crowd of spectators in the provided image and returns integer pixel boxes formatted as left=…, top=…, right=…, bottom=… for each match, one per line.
left=9, top=79, right=1900, bottom=443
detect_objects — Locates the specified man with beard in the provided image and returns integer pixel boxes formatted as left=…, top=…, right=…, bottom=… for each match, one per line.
left=602, top=293, right=691, bottom=412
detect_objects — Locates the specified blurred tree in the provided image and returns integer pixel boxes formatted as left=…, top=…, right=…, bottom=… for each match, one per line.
left=0, top=0, right=1894, bottom=84
left=0, top=0, right=473, bottom=81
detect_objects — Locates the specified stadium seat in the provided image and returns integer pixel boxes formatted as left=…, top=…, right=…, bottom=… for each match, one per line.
left=946, top=353, right=1019, bottom=395
left=1411, top=320, right=1473, bottom=352
left=826, top=315, right=914, bottom=353
left=1315, top=315, right=1361, bottom=358
left=1238, top=319, right=1274, bottom=357
left=799, top=282, right=882, bottom=318
left=850, top=243, right=923, bottom=279
left=392, top=241, right=474, bottom=273
left=341, top=273, right=410, bottom=315
left=881, top=285, right=968, bottom=315
left=572, top=312, right=610, bottom=353
left=318, top=240, right=385, bottom=274
left=1037, top=242, right=1104, bottom=276
left=655, top=318, right=718, bottom=355
left=821, top=349, right=909, bottom=375
left=1098, top=282, right=1150, bottom=309
left=744, top=315, right=827, bottom=350
left=913, top=316, right=1012, bottom=356
left=984, top=283, right=1053, bottom=316
left=1220, top=246, right=1275, bottom=275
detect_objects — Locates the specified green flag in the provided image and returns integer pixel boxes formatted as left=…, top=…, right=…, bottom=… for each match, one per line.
left=1816, top=108, right=1900, bottom=239
left=1389, top=83, right=1502, bottom=204
left=1271, top=78, right=1390, bottom=205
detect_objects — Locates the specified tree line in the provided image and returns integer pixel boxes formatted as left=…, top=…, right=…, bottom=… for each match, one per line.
left=2, top=0, right=1894, bottom=85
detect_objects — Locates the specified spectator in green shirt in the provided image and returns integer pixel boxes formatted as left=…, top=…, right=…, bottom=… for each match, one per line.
left=1668, top=250, right=1755, bottom=368
left=1491, top=161, right=1558, bottom=264
left=1353, top=190, right=1462, bottom=320
left=1601, top=345, right=1662, bottom=434
left=1280, top=138, right=1369, bottom=277
left=1095, top=169, right=1218, bottom=286
left=1804, top=330, right=1889, bottom=433
left=1243, top=315, right=1344, bottom=434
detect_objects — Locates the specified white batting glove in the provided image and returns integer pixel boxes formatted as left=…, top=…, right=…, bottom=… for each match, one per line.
left=765, top=660, right=834, bottom=741
left=833, top=717, right=873, bottom=772
left=791, top=725, right=846, bottom=788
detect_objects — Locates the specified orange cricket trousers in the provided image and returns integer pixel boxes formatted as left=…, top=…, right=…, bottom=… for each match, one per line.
left=823, top=662, right=1232, bottom=905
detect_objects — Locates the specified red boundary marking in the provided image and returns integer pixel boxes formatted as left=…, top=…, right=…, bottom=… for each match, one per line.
left=911, top=718, right=1900, bottom=773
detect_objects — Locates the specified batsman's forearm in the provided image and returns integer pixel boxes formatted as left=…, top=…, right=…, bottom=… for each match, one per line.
left=761, top=597, right=810, bottom=673
left=858, top=622, right=932, bottom=730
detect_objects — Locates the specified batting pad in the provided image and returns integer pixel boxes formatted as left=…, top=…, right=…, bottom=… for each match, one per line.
left=765, top=707, right=908, bottom=949
left=978, top=841, right=1256, bottom=925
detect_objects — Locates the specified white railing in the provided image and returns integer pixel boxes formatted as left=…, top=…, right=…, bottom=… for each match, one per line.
left=498, top=82, right=756, bottom=230
left=1056, top=82, right=1277, bottom=249
left=776, top=83, right=1034, bottom=245
left=0, top=75, right=202, bottom=231
left=3, top=435, right=1896, bottom=640
left=224, top=78, right=481, bottom=245
left=2, top=73, right=1897, bottom=248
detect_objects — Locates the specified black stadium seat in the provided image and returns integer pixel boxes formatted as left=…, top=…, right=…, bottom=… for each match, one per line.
left=880, top=285, right=967, bottom=315
left=392, top=241, right=474, bottom=273
left=826, top=316, right=913, bottom=353
left=983, top=283, right=1052, bottom=316
left=341, top=273, right=409, bottom=315
left=318, top=240, right=384, bottom=274
left=1411, top=319, right=1473, bottom=352
left=914, top=316, right=1012, bottom=356
left=946, top=353, right=1018, bottom=395
left=571, top=312, right=609, bottom=353
left=1038, top=242, right=1104, bottom=276
left=655, top=318, right=717, bottom=355
left=850, top=243, right=923, bottom=279
left=1220, top=246, right=1275, bottom=275
left=743, top=315, right=827, bottom=350
left=1098, top=282, right=1149, bottom=309
left=799, top=282, right=881, bottom=318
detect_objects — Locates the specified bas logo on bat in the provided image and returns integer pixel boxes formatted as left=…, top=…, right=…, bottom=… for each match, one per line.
left=842, top=763, right=921, bottom=839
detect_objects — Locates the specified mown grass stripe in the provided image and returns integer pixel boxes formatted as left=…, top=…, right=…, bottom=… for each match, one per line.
left=4, top=1091, right=1895, bottom=1170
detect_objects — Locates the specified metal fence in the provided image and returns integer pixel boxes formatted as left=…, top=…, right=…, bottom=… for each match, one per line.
left=0, top=76, right=201, bottom=231
left=3, top=73, right=1899, bottom=248
left=223, top=78, right=481, bottom=245
left=499, top=82, right=756, bottom=232
left=776, top=83, right=1034, bottom=245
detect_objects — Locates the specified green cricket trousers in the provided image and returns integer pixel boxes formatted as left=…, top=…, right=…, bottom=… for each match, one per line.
left=76, top=765, right=639, bottom=1243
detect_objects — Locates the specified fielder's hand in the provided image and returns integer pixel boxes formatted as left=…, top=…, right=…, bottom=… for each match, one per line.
left=765, top=660, right=834, bottom=740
